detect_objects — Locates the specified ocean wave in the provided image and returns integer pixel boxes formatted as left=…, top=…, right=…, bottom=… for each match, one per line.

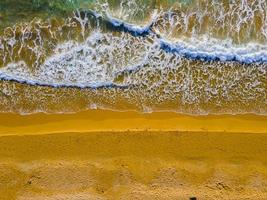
left=0, top=3, right=266, bottom=115
left=0, top=12, right=267, bottom=89
left=0, top=30, right=147, bottom=89
left=0, top=67, right=128, bottom=89
left=89, top=10, right=267, bottom=64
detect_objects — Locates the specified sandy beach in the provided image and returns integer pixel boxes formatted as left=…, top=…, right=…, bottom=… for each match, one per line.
left=0, top=111, right=267, bottom=200
left=1, top=1, right=267, bottom=199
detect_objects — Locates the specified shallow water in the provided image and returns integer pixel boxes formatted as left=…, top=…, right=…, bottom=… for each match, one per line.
left=0, top=0, right=266, bottom=114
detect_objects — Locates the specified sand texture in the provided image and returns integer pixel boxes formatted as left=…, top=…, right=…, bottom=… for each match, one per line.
left=0, top=111, right=267, bottom=199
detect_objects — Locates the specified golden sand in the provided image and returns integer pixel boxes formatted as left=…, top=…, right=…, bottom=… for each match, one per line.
left=0, top=111, right=267, bottom=200
left=0, top=110, right=267, bottom=135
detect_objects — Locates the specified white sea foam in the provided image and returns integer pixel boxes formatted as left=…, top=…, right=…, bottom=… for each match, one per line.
left=0, top=30, right=152, bottom=88
left=0, top=0, right=266, bottom=114
left=0, top=27, right=267, bottom=88
left=160, top=36, right=267, bottom=64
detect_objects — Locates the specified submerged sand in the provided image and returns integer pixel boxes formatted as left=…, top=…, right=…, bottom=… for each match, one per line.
left=0, top=111, right=267, bottom=200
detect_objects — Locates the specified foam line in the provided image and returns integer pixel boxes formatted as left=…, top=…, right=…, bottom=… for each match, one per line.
left=85, top=10, right=155, bottom=36
left=87, top=10, right=267, bottom=64
left=160, top=40, right=267, bottom=64
left=0, top=72, right=129, bottom=89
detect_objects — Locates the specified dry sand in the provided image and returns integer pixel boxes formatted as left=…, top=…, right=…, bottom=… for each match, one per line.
left=0, top=110, right=267, bottom=200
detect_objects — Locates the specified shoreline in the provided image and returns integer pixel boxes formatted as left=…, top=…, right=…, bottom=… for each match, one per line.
left=0, top=110, right=266, bottom=136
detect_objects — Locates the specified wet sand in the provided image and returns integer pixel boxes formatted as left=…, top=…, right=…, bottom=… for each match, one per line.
left=0, top=110, right=267, bottom=135
left=0, top=111, right=267, bottom=199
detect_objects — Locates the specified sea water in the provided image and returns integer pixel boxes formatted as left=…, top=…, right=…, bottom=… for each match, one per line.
left=0, top=0, right=266, bottom=114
